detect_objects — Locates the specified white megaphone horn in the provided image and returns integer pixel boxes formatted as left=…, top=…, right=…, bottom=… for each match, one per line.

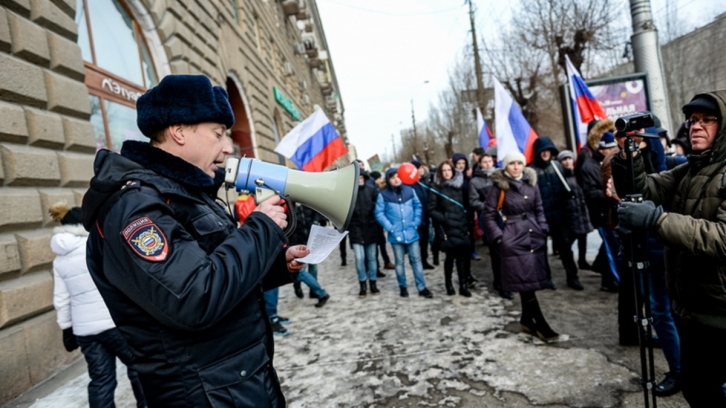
left=224, top=157, right=359, bottom=232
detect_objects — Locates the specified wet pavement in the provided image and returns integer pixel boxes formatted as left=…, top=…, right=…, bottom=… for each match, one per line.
left=5, top=231, right=688, bottom=407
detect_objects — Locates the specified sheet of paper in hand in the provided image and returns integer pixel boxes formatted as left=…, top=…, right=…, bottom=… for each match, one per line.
left=296, top=225, right=348, bottom=264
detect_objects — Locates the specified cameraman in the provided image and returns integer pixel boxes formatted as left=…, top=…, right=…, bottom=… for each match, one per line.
left=611, top=92, right=726, bottom=407
left=82, top=75, right=309, bottom=407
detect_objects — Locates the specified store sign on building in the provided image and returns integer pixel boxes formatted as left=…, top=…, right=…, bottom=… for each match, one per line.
left=83, top=62, right=147, bottom=109
left=101, top=78, right=143, bottom=102
left=273, top=87, right=301, bottom=120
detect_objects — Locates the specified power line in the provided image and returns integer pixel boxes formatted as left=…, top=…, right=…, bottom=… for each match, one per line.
left=317, top=0, right=462, bottom=16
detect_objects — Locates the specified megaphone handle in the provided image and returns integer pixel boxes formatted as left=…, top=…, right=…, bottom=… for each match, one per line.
left=281, top=195, right=297, bottom=238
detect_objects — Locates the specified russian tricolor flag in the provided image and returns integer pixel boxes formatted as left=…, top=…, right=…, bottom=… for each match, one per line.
left=274, top=108, right=348, bottom=172
left=476, top=107, right=495, bottom=148
left=565, top=55, right=607, bottom=149
left=493, top=77, right=538, bottom=164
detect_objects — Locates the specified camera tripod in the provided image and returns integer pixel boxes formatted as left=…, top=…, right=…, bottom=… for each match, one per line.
left=618, top=134, right=658, bottom=408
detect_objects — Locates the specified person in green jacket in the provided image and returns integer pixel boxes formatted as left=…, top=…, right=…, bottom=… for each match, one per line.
left=612, top=91, right=726, bottom=407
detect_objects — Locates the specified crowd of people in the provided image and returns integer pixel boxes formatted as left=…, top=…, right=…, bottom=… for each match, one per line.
left=49, top=74, right=724, bottom=408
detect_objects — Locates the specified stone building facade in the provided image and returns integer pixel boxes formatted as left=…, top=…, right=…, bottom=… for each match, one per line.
left=0, top=0, right=347, bottom=403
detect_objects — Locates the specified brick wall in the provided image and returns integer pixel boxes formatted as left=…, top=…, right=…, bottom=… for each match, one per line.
left=0, top=0, right=91, bottom=403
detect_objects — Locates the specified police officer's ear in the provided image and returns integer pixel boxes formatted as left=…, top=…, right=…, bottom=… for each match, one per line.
left=168, top=125, right=186, bottom=145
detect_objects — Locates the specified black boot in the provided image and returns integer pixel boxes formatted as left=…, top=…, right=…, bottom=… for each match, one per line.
left=445, top=270, right=455, bottom=296
left=369, top=280, right=380, bottom=295
left=358, top=281, right=367, bottom=298
left=293, top=282, right=304, bottom=299
left=459, top=284, right=472, bottom=297
left=521, top=291, right=559, bottom=342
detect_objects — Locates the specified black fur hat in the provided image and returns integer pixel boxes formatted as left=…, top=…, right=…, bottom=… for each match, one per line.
left=136, top=75, right=235, bottom=137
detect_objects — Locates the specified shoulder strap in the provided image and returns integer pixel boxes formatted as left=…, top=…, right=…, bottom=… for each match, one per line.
left=550, top=161, right=572, bottom=192
left=424, top=184, right=466, bottom=213
left=95, top=180, right=156, bottom=238
left=496, top=189, right=505, bottom=212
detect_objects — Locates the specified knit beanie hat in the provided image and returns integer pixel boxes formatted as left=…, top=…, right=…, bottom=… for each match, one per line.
left=557, top=150, right=575, bottom=161
left=501, top=151, right=526, bottom=168
left=599, top=131, right=617, bottom=149
left=136, top=75, right=235, bottom=137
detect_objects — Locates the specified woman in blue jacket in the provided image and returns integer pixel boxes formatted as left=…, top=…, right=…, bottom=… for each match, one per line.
left=375, top=168, right=433, bottom=298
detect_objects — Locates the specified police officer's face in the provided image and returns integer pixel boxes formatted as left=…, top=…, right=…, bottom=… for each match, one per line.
left=183, top=122, right=233, bottom=177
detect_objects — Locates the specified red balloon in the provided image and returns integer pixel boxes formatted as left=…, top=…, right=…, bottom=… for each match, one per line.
left=397, top=162, right=420, bottom=185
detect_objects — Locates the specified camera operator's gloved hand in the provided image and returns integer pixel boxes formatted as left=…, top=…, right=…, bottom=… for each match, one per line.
left=617, top=200, right=664, bottom=230
left=62, top=328, right=78, bottom=352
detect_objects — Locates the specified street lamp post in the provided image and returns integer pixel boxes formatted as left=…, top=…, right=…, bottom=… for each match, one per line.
left=410, top=80, right=429, bottom=163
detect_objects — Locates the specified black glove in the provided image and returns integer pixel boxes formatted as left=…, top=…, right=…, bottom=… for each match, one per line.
left=617, top=200, right=664, bottom=230
left=62, top=328, right=78, bottom=352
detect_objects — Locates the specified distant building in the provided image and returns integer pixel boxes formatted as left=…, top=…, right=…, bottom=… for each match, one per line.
left=0, top=0, right=346, bottom=403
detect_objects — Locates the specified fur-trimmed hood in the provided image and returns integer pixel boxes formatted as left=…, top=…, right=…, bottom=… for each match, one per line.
left=490, top=167, right=537, bottom=190
left=587, top=119, right=615, bottom=150
left=50, top=224, right=89, bottom=257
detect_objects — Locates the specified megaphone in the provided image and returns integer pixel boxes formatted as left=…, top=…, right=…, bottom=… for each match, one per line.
left=224, top=157, right=359, bottom=232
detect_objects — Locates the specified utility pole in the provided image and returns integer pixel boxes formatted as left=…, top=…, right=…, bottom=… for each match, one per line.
left=467, top=0, right=485, bottom=112
left=629, top=0, right=673, bottom=133
left=391, top=133, right=397, bottom=160
left=411, top=99, right=418, bottom=159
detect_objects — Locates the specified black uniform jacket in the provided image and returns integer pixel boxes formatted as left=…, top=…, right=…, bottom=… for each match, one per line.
left=82, top=141, right=291, bottom=407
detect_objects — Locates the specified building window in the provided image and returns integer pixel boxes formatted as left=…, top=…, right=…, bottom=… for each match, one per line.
left=76, top=0, right=158, bottom=151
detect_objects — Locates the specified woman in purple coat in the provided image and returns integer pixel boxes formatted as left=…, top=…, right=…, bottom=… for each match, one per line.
left=484, top=152, right=559, bottom=342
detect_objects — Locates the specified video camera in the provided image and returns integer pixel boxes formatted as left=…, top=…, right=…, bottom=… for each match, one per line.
left=614, top=112, right=659, bottom=138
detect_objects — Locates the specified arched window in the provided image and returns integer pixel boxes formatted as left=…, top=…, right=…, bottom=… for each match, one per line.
left=76, top=0, right=159, bottom=151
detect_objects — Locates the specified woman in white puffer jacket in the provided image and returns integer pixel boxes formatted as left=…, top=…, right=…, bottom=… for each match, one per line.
left=50, top=202, right=146, bottom=408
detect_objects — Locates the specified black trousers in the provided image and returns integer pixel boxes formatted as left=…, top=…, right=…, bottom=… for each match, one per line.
left=377, top=228, right=391, bottom=265
left=550, top=225, right=578, bottom=281
left=676, top=317, right=726, bottom=407
left=417, top=224, right=430, bottom=263
left=443, top=245, right=470, bottom=286
left=76, top=328, right=146, bottom=408
left=487, top=241, right=502, bottom=290
left=339, top=235, right=347, bottom=263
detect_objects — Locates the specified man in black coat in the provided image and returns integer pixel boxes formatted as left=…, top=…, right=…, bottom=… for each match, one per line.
left=410, top=160, right=435, bottom=269
left=528, top=136, right=583, bottom=290
left=82, top=75, right=308, bottom=407
left=349, top=170, right=381, bottom=297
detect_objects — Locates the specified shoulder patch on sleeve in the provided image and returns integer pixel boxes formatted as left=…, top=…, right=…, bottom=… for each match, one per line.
left=123, top=216, right=169, bottom=261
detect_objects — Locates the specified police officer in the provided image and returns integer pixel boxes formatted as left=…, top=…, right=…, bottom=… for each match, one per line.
left=82, top=75, right=309, bottom=407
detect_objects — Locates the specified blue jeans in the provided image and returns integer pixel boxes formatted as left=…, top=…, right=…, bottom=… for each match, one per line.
left=264, top=288, right=279, bottom=319
left=308, top=264, right=318, bottom=280
left=391, top=242, right=426, bottom=291
left=646, top=239, right=681, bottom=374
left=294, top=268, right=327, bottom=297
left=76, top=328, right=146, bottom=408
left=648, top=269, right=681, bottom=373
left=597, top=226, right=621, bottom=288
left=353, top=243, right=377, bottom=282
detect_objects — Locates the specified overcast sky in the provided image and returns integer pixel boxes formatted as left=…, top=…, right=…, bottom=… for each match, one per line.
left=315, top=0, right=725, bottom=164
